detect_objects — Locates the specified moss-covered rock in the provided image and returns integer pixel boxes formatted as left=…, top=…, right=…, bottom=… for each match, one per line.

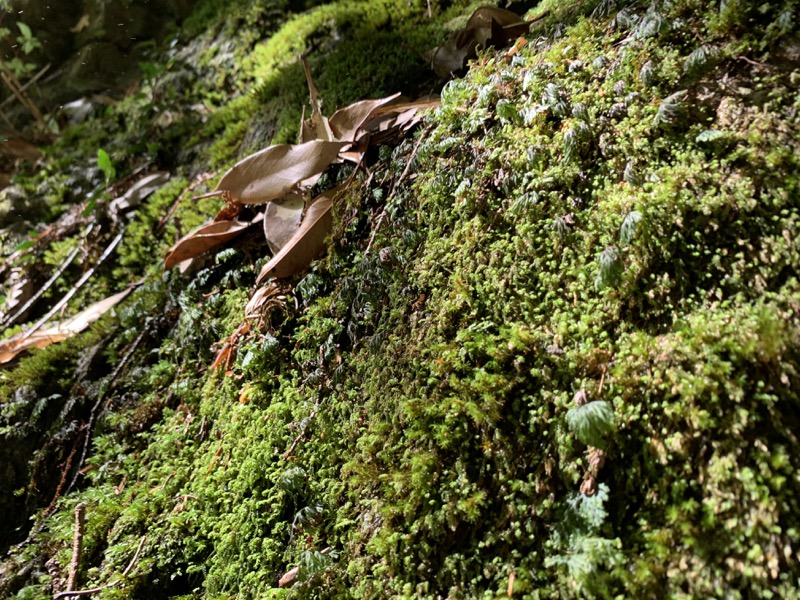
left=2, top=0, right=800, bottom=598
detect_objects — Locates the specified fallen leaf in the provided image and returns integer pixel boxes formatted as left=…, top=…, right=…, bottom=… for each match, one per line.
left=244, top=282, right=285, bottom=319
left=0, top=287, right=132, bottom=364
left=256, top=184, right=348, bottom=282
left=69, top=14, right=90, bottom=33
left=279, top=566, right=299, bottom=588
left=211, top=321, right=250, bottom=371
left=429, top=6, right=540, bottom=77
left=328, top=93, right=403, bottom=143
left=164, top=219, right=254, bottom=271
left=109, top=171, right=170, bottom=216
left=214, top=140, right=347, bottom=205
left=263, top=193, right=306, bottom=254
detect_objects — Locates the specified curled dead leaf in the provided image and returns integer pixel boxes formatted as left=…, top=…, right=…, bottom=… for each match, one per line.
left=164, top=219, right=254, bottom=271
left=328, top=92, right=403, bottom=143
left=263, top=193, right=306, bottom=254
left=109, top=171, right=170, bottom=217
left=214, top=140, right=347, bottom=205
left=429, top=6, right=546, bottom=77
left=244, top=282, right=286, bottom=319
left=256, top=184, right=348, bottom=282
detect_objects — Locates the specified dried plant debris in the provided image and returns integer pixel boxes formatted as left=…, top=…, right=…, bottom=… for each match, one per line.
left=257, top=184, right=347, bottom=283
left=0, top=287, right=133, bottom=363
left=164, top=219, right=256, bottom=271
left=428, top=6, right=548, bottom=77
left=164, top=62, right=437, bottom=278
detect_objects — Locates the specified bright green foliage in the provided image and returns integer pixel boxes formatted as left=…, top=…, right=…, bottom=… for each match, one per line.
left=566, top=401, right=614, bottom=448
left=2, top=0, right=800, bottom=599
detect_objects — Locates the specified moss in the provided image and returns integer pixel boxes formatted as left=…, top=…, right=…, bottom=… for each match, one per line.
left=3, top=0, right=800, bottom=598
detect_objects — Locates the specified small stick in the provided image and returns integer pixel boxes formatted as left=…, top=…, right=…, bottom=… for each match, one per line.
left=22, top=230, right=125, bottom=340
left=0, top=63, right=50, bottom=110
left=282, top=409, right=318, bottom=459
left=157, top=172, right=218, bottom=232
left=54, top=535, right=146, bottom=600
left=0, top=64, right=46, bottom=129
left=65, top=503, right=86, bottom=593
left=44, top=439, right=80, bottom=516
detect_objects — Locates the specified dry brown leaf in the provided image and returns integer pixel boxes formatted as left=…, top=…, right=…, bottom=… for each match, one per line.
left=164, top=219, right=254, bottom=271
left=109, top=171, right=170, bottom=216
left=0, top=287, right=132, bottom=364
left=256, top=184, right=348, bottom=282
left=244, top=282, right=285, bottom=319
left=430, top=6, right=534, bottom=77
left=263, top=193, right=306, bottom=254
left=359, top=97, right=441, bottom=142
left=214, top=140, right=347, bottom=205
left=279, top=566, right=299, bottom=588
left=213, top=198, right=245, bottom=222
left=328, top=92, right=403, bottom=143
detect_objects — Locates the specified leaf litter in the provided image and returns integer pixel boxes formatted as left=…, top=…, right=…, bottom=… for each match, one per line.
left=3, top=5, right=533, bottom=366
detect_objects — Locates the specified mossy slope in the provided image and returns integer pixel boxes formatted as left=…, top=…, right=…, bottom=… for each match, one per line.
left=2, top=0, right=800, bottom=599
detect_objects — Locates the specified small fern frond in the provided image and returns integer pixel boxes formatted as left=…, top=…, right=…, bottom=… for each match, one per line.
left=566, top=400, right=615, bottom=447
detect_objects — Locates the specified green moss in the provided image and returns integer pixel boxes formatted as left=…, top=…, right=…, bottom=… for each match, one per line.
left=3, top=0, right=800, bottom=598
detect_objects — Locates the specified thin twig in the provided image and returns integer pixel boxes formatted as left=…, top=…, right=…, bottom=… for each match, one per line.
left=54, top=535, right=146, bottom=600
left=0, top=63, right=46, bottom=129
left=737, top=55, right=770, bottom=68
left=22, top=229, right=125, bottom=340
left=157, top=172, right=216, bottom=232
left=44, top=438, right=80, bottom=515
left=65, top=319, right=149, bottom=497
left=365, top=124, right=432, bottom=255
left=0, top=63, right=50, bottom=110
left=282, top=409, right=318, bottom=459
left=1, top=224, right=94, bottom=330
left=65, top=503, right=86, bottom=593
left=0, top=106, right=16, bottom=130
